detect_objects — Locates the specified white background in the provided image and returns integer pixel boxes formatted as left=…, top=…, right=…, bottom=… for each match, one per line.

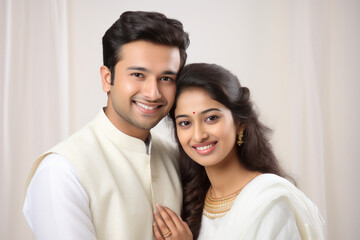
left=1, top=0, right=359, bottom=239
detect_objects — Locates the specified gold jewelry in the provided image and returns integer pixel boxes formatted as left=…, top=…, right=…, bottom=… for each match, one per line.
left=202, top=187, right=241, bottom=219
left=236, top=127, right=245, bottom=146
left=203, top=173, right=261, bottom=219
left=162, top=229, right=172, bottom=238
left=163, top=232, right=172, bottom=238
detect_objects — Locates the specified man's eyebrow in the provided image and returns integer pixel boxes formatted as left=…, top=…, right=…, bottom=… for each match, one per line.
left=127, top=67, right=177, bottom=76
left=127, top=66, right=149, bottom=72
left=162, top=71, right=178, bottom=76
left=175, top=108, right=221, bottom=120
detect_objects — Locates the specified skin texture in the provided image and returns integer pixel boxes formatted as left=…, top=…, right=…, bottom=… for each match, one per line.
left=101, top=40, right=181, bottom=141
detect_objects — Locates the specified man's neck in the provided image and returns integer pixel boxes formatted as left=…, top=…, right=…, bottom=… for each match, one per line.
left=103, top=107, right=150, bottom=142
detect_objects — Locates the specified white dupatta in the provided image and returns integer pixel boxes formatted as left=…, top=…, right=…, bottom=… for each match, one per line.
left=200, top=174, right=324, bottom=240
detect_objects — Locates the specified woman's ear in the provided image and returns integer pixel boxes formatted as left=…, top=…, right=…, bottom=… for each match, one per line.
left=236, top=121, right=246, bottom=133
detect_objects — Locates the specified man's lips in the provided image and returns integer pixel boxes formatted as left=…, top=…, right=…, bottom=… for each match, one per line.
left=133, top=101, right=163, bottom=114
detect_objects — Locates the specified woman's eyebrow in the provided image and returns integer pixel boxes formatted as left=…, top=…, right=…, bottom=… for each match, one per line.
left=175, top=108, right=221, bottom=120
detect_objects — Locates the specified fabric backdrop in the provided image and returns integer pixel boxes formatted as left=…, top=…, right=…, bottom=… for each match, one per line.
left=1, top=0, right=359, bottom=239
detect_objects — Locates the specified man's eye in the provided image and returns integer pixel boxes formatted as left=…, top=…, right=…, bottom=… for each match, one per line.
left=132, top=73, right=144, bottom=78
left=160, top=76, right=174, bottom=82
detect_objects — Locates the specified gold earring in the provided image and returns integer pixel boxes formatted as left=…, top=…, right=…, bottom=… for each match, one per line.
left=236, top=128, right=245, bottom=147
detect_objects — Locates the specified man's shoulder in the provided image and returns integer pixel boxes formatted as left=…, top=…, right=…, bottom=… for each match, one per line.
left=40, top=118, right=100, bottom=159
left=59, top=117, right=99, bottom=142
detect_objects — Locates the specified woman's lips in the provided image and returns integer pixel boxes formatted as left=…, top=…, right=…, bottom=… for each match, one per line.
left=192, top=141, right=217, bottom=155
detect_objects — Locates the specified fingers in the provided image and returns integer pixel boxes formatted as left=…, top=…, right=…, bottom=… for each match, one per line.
left=153, top=221, right=164, bottom=240
left=162, top=206, right=192, bottom=236
left=156, top=204, right=177, bottom=231
left=153, top=206, right=173, bottom=239
left=153, top=204, right=193, bottom=239
left=161, top=206, right=184, bottom=229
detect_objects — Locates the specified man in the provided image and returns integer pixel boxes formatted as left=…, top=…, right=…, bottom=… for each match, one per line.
left=23, top=11, right=190, bottom=240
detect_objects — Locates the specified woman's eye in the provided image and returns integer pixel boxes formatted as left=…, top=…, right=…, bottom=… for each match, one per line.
left=178, top=121, right=191, bottom=127
left=205, top=116, right=219, bottom=122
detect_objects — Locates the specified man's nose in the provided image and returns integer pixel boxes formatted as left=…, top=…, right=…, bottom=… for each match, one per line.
left=142, top=78, right=161, bottom=101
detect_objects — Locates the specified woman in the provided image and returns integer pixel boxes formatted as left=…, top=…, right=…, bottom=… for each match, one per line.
left=153, top=63, right=324, bottom=239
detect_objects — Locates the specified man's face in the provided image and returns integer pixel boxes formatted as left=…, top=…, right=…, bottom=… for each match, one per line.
left=102, top=40, right=180, bottom=139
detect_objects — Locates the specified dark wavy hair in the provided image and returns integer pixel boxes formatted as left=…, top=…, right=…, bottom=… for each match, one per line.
left=169, top=63, right=293, bottom=239
left=102, top=11, right=190, bottom=84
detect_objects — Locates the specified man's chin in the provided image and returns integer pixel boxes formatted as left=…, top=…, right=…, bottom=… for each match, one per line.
left=134, top=119, right=162, bottom=130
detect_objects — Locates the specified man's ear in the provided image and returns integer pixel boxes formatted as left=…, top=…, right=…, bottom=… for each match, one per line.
left=100, top=66, right=112, bottom=92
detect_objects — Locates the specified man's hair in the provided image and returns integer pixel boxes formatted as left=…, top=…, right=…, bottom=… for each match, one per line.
left=102, top=11, right=190, bottom=84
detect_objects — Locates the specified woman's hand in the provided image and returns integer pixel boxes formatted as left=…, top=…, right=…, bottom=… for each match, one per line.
left=153, top=204, right=193, bottom=240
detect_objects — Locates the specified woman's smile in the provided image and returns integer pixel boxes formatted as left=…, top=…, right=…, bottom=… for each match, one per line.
left=192, top=141, right=218, bottom=155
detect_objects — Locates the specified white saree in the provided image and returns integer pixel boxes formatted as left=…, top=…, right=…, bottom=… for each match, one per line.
left=198, top=174, right=324, bottom=240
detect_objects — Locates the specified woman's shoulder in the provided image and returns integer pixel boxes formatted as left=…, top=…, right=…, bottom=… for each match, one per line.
left=243, top=173, right=296, bottom=195
left=241, top=173, right=315, bottom=210
left=238, top=173, right=325, bottom=239
left=228, top=173, right=324, bottom=239
left=253, top=173, right=293, bottom=184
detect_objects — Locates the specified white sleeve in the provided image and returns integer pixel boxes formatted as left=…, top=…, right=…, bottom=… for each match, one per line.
left=254, top=197, right=301, bottom=240
left=23, top=154, right=97, bottom=240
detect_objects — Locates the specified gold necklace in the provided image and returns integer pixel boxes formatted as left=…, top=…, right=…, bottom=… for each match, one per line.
left=202, top=173, right=261, bottom=219
left=202, top=187, right=242, bottom=219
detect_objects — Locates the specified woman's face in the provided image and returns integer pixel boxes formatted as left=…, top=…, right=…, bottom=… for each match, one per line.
left=174, top=87, right=239, bottom=168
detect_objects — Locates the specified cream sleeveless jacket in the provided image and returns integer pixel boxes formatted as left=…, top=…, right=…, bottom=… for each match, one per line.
left=26, top=110, right=182, bottom=240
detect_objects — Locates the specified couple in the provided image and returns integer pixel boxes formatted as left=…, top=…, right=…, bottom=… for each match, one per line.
left=23, top=11, right=324, bottom=240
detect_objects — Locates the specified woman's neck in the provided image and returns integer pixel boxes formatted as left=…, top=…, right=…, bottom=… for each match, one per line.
left=205, top=157, right=259, bottom=198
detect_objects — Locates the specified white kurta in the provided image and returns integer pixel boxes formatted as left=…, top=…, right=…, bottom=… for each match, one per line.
left=198, top=174, right=324, bottom=240
left=24, top=110, right=181, bottom=240
left=24, top=154, right=97, bottom=240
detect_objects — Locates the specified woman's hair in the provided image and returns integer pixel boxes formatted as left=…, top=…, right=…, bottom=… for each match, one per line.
left=169, top=63, right=293, bottom=239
